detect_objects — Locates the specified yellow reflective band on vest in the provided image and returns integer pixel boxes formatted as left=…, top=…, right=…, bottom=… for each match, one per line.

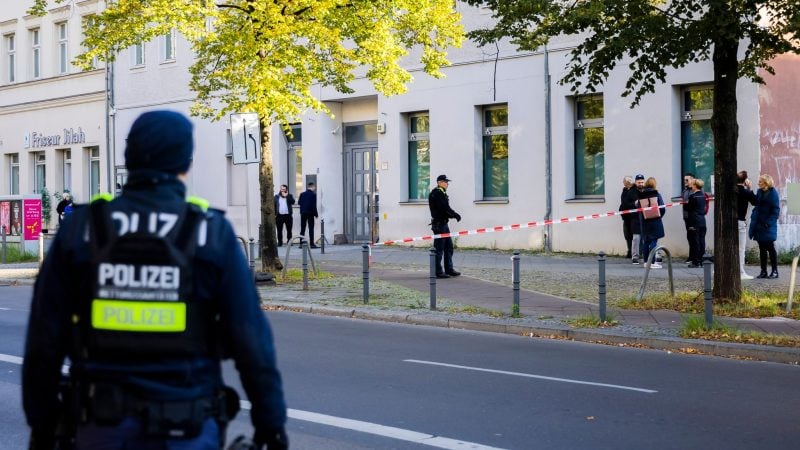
left=91, top=299, right=186, bottom=332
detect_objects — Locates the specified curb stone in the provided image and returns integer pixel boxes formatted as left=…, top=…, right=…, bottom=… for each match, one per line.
left=263, top=300, right=800, bottom=365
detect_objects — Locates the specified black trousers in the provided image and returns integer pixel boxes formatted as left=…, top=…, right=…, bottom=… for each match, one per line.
left=276, top=214, right=292, bottom=245
left=622, top=218, right=633, bottom=257
left=757, top=240, right=778, bottom=273
left=688, top=227, right=707, bottom=264
left=432, top=221, right=454, bottom=274
left=300, top=213, right=315, bottom=246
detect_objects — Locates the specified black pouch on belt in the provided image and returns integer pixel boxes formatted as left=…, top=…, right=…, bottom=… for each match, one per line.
left=88, top=382, right=126, bottom=426
left=144, top=397, right=212, bottom=439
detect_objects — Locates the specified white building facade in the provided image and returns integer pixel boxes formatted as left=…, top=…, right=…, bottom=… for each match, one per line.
left=14, top=3, right=797, bottom=254
left=0, top=0, right=109, bottom=231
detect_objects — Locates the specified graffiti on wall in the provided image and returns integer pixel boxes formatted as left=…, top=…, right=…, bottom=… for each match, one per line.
left=759, top=53, right=800, bottom=234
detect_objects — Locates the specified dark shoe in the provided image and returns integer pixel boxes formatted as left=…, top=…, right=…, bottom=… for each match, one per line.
left=310, top=245, right=319, bottom=249
left=769, top=270, right=779, bottom=279
left=756, top=271, right=769, bottom=279
left=687, top=263, right=701, bottom=268
left=446, top=270, right=461, bottom=277
left=436, top=273, right=451, bottom=279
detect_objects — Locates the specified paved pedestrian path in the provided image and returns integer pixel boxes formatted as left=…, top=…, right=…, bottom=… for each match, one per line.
left=281, top=244, right=800, bottom=337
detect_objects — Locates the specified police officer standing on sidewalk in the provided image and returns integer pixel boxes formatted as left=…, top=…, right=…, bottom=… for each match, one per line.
left=429, top=174, right=462, bottom=278
left=23, top=111, right=288, bottom=449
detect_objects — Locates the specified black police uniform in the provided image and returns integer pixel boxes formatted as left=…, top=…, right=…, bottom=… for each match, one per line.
left=428, top=183, right=461, bottom=277
left=23, top=173, right=287, bottom=448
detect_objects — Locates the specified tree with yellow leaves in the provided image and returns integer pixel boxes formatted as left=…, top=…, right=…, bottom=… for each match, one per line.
left=30, top=0, right=464, bottom=271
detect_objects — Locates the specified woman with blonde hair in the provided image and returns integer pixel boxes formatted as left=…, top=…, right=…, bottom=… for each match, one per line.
left=637, top=177, right=666, bottom=268
left=749, top=174, right=780, bottom=278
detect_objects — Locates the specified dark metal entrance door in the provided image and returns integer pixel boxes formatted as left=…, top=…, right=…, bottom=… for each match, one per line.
left=344, top=146, right=379, bottom=243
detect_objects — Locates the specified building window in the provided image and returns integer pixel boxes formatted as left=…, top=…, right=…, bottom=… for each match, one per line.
left=88, top=147, right=101, bottom=197
left=482, top=105, right=509, bottom=199
left=62, top=149, right=72, bottom=192
left=681, top=86, right=714, bottom=190
left=574, top=96, right=605, bottom=197
left=160, top=29, right=176, bottom=62
left=285, top=124, right=303, bottom=196
left=9, top=154, right=20, bottom=195
left=34, top=152, right=46, bottom=194
left=31, top=28, right=40, bottom=79
left=57, top=22, right=68, bottom=74
left=407, top=113, right=430, bottom=200
left=5, top=34, right=15, bottom=83
left=81, top=16, right=99, bottom=69
left=131, top=42, right=145, bottom=67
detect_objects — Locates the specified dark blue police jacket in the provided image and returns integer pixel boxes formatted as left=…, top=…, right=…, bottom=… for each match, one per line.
left=22, top=172, right=286, bottom=436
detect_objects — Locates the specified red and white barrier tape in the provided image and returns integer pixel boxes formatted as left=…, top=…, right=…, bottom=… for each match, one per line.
left=373, top=199, right=712, bottom=247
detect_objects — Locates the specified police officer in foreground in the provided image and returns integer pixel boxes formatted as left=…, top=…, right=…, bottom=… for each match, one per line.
left=23, top=111, right=288, bottom=449
left=428, top=174, right=461, bottom=278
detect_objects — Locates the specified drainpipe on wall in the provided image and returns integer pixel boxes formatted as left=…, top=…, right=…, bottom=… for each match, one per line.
left=104, top=60, right=115, bottom=193
left=543, top=44, right=553, bottom=253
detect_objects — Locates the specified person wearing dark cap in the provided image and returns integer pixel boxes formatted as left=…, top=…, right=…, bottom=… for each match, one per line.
left=23, top=110, right=288, bottom=449
left=429, top=174, right=462, bottom=278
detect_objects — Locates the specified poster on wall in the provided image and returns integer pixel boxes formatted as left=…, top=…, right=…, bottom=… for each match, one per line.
left=23, top=199, right=42, bottom=240
left=0, top=201, right=22, bottom=236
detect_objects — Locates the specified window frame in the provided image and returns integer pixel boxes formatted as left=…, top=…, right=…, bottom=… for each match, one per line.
left=160, top=29, right=176, bottom=63
left=481, top=104, right=509, bottom=200
left=62, top=149, right=72, bottom=193
left=81, top=15, right=99, bottom=69
left=9, top=154, right=20, bottom=195
left=34, top=152, right=47, bottom=194
left=56, top=22, right=68, bottom=74
left=407, top=112, right=431, bottom=201
left=680, top=85, right=715, bottom=193
left=131, top=42, right=145, bottom=68
left=573, top=95, right=605, bottom=198
left=88, top=147, right=101, bottom=197
left=30, top=28, right=40, bottom=79
left=285, top=123, right=303, bottom=197
left=5, top=34, right=16, bottom=83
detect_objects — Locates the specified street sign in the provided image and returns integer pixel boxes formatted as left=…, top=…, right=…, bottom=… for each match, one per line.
left=230, top=113, right=261, bottom=165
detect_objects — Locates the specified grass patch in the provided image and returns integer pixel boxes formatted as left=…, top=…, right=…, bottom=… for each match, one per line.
left=614, top=290, right=799, bottom=320
left=680, top=315, right=800, bottom=348
left=564, top=313, right=619, bottom=328
left=278, top=268, right=334, bottom=283
left=443, top=304, right=506, bottom=318
left=0, top=245, right=37, bottom=263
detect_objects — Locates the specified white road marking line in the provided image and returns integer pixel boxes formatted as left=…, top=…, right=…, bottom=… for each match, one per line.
left=0, top=353, right=502, bottom=449
left=240, top=400, right=504, bottom=450
left=404, top=359, right=658, bottom=394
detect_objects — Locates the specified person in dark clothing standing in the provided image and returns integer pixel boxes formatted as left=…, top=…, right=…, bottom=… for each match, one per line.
left=55, top=192, right=73, bottom=226
left=429, top=174, right=462, bottom=278
left=637, top=177, right=666, bottom=268
left=685, top=179, right=707, bottom=268
left=681, top=172, right=695, bottom=262
left=298, top=182, right=319, bottom=248
left=630, top=174, right=646, bottom=264
left=749, top=174, right=780, bottom=279
left=619, top=176, right=637, bottom=259
left=274, top=184, right=295, bottom=246
left=737, top=171, right=756, bottom=279
left=23, top=111, right=288, bottom=449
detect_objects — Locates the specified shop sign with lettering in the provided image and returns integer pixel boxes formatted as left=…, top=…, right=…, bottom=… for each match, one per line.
left=24, top=127, right=87, bottom=148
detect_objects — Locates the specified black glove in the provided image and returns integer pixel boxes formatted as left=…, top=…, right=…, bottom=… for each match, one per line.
left=454, top=213, right=462, bottom=222
left=255, top=427, right=289, bottom=450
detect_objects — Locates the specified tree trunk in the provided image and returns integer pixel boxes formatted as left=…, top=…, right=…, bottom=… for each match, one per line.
left=710, top=32, right=741, bottom=302
left=259, top=119, right=282, bottom=272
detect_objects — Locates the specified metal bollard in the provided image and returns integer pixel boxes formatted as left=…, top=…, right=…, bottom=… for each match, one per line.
left=1, top=226, right=6, bottom=264
left=320, top=219, right=326, bottom=254
left=598, top=251, right=607, bottom=322
left=512, top=251, right=520, bottom=316
left=248, top=238, right=256, bottom=280
left=362, top=245, right=370, bottom=304
left=703, top=253, right=713, bottom=328
left=429, top=247, right=437, bottom=310
left=39, top=232, right=44, bottom=265
left=302, top=240, right=309, bottom=291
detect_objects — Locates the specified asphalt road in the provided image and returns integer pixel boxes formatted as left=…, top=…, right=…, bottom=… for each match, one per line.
left=2, top=284, right=799, bottom=449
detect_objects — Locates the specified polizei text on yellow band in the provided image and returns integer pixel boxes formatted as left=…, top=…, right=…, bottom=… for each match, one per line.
left=91, top=299, right=186, bottom=332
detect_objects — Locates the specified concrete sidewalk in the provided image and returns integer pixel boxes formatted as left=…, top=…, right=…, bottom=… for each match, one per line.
left=276, top=244, right=800, bottom=337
